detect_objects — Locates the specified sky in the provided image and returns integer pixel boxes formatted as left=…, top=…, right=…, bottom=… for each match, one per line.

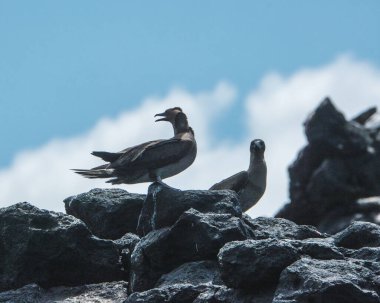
left=0, top=1, right=380, bottom=217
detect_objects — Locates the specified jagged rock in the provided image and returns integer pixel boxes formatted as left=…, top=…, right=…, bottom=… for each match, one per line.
left=304, top=98, right=372, bottom=155
left=0, top=202, right=124, bottom=291
left=130, top=209, right=251, bottom=292
left=273, top=258, right=380, bottom=303
left=125, top=284, right=223, bottom=303
left=113, top=233, right=140, bottom=276
left=137, top=182, right=241, bottom=236
left=64, top=188, right=145, bottom=239
left=0, top=281, right=128, bottom=303
left=242, top=215, right=324, bottom=240
left=292, top=238, right=344, bottom=260
left=343, top=247, right=380, bottom=262
left=218, top=239, right=299, bottom=289
left=277, top=100, right=380, bottom=230
left=155, top=261, right=223, bottom=288
left=333, top=221, right=380, bottom=249
left=318, top=197, right=380, bottom=234
left=193, top=287, right=272, bottom=303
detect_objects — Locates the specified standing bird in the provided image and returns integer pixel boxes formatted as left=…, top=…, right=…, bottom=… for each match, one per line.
left=73, top=107, right=197, bottom=184
left=209, top=139, right=267, bottom=212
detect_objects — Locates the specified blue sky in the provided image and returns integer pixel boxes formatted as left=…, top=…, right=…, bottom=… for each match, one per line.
left=1, top=2, right=380, bottom=215
left=1, top=1, right=379, bottom=168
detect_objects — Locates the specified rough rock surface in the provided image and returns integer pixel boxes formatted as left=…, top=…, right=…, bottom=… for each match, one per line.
left=333, top=221, right=380, bottom=249
left=242, top=215, right=324, bottom=240
left=273, top=258, right=380, bottom=303
left=218, top=239, right=300, bottom=289
left=155, top=260, right=223, bottom=288
left=130, top=208, right=251, bottom=292
left=0, top=202, right=124, bottom=291
left=277, top=99, right=380, bottom=232
left=64, top=188, right=145, bottom=239
left=0, top=281, right=128, bottom=303
left=137, top=182, right=241, bottom=236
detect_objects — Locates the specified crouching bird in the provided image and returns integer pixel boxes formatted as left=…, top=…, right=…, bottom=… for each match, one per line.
left=73, top=107, right=197, bottom=184
left=209, top=139, right=267, bottom=212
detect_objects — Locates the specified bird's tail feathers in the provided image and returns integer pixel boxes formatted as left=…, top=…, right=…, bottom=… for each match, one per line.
left=72, top=168, right=114, bottom=179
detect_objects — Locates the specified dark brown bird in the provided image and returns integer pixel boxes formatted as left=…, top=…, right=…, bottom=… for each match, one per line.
left=73, top=107, right=197, bottom=184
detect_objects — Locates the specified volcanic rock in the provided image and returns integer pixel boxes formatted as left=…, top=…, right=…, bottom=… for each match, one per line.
left=218, top=239, right=299, bottom=289
left=333, top=221, right=380, bottom=249
left=130, top=208, right=251, bottom=292
left=242, top=215, right=324, bottom=240
left=155, top=260, right=223, bottom=288
left=64, top=188, right=145, bottom=239
left=137, top=182, right=241, bottom=236
left=277, top=99, right=380, bottom=231
left=0, top=202, right=124, bottom=291
left=273, top=258, right=380, bottom=303
left=0, top=281, right=128, bottom=303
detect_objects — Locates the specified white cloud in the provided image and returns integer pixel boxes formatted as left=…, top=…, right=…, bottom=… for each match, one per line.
left=0, top=55, right=379, bottom=218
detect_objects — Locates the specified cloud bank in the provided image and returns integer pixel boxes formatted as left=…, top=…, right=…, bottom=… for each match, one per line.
left=1, top=55, right=379, bottom=217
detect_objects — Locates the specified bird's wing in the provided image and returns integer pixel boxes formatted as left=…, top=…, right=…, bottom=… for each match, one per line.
left=209, top=171, right=248, bottom=192
left=111, top=138, right=194, bottom=169
left=91, top=140, right=161, bottom=164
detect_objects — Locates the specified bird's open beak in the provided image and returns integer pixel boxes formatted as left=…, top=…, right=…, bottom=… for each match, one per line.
left=154, top=112, right=169, bottom=122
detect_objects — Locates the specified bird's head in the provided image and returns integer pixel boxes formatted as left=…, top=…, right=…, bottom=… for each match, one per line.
left=155, top=107, right=183, bottom=123
left=155, top=107, right=190, bottom=134
left=250, top=139, right=265, bottom=154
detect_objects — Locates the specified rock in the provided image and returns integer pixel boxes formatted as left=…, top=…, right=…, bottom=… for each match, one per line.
left=137, top=182, right=241, bottom=236
left=125, top=284, right=223, bottom=303
left=113, top=233, right=140, bottom=276
left=64, top=188, right=145, bottom=239
left=242, top=215, right=324, bottom=240
left=0, top=202, right=124, bottom=291
left=343, top=247, right=380, bottom=262
left=0, top=281, right=128, bottom=303
left=304, top=97, right=372, bottom=155
left=130, top=209, right=251, bottom=292
left=193, top=287, right=272, bottom=303
left=273, top=258, right=380, bottom=303
left=155, top=261, right=223, bottom=288
left=218, top=239, right=299, bottom=289
left=318, top=197, right=380, bottom=234
left=333, top=221, right=380, bottom=249
left=277, top=99, right=380, bottom=230
left=293, top=238, right=344, bottom=260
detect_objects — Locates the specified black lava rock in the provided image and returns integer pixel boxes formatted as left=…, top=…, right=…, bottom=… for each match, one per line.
left=273, top=258, right=380, bottom=303
left=64, top=188, right=145, bottom=239
left=137, top=182, right=241, bottom=236
left=0, top=281, right=128, bottom=303
left=318, top=197, right=380, bottom=234
left=242, top=215, right=324, bottom=240
left=218, top=239, right=299, bottom=289
left=0, top=202, right=124, bottom=291
left=155, top=260, right=223, bottom=288
left=277, top=99, right=380, bottom=231
left=113, top=233, right=140, bottom=277
left=333, top=221, right=380, bottom=249
left=130, top=209, right=251, bottom=292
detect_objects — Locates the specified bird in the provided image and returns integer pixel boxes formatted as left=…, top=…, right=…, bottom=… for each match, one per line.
left=73, top=107, right=197, bottom=184
left=209, top=139, right=267, bottom=212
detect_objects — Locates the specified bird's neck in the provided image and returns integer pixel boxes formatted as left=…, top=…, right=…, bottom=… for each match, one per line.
left=173, top=115, right=191, bottom=135
left=174, top=125, right=191, bottom=135
left=248, top=153, right=265, bottom=172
